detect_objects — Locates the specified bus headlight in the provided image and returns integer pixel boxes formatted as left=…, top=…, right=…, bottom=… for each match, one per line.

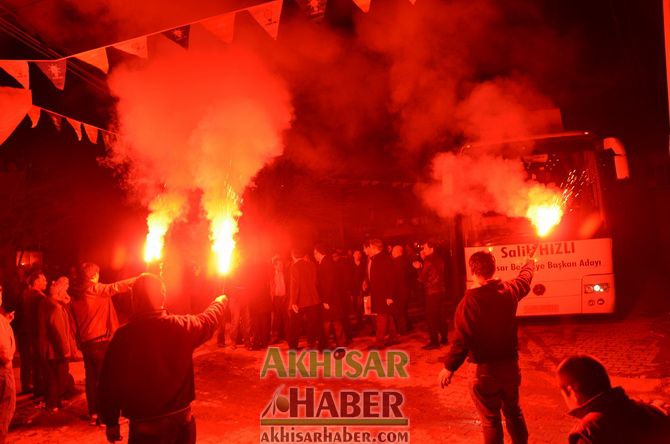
left=584, top=283, right=610, bottom=293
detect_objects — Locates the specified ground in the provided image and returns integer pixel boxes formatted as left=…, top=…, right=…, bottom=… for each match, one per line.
left=10, top=313, right=670, bottom=444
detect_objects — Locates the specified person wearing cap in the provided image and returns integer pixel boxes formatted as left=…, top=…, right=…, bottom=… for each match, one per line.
left=99, top=273, right=226, bottom=444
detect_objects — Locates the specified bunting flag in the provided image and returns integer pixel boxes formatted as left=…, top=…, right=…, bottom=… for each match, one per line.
left=74, top=47, right=109, bottom=73
left=0, top=60, right=30, bottom=89
left=27, top=106, right=41, bottom=128
left=114, top=36, right=149, bottom=58
left=66, top=117, right=83, bottom=141
left=352, top=0, right=372, bottom=13
left=295, top=0, right=327, bottom=19
left=49, top=112, right=62, bottom=131
left=83, top=124, right=99, bottom=143
left=0, top=87, right=32, bottom=145
left=34, top=59, right=67, bottom=90
left=248, top=0, right=283, bottom=39
left=200, top=13, right=236, bottom=44
left=162, top=25, right=191, bottom=49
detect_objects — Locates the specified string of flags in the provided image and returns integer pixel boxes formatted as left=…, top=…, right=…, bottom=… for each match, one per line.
left=0, top=86, right=114, bottom=146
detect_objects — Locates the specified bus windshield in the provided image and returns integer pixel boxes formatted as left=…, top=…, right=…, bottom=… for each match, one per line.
left=463, top=140, right=607, bottom=246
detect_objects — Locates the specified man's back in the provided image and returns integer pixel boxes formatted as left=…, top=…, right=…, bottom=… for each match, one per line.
left=99, top=302, right=223, bottom=424
left=289, top=259, right=319, bottom=308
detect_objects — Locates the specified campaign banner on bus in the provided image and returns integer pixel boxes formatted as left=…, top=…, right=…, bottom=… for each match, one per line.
left=464, top=238, right=614, bottom=283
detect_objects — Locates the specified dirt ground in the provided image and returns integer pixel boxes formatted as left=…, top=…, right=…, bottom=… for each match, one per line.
left=9, top=314, right=670, bottom=443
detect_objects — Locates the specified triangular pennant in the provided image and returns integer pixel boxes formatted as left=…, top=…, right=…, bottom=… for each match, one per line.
left=408, top=0, right=417, bottom=4
left=34, top=59, right=67, bottom=90
left=295, top=0, right=327, bottom=18
left=102, top=132, right=116, bottom=147
left=114, top=36, right=148, bottom=58
left=247, top=0, right=283, bottom=39
left=49, top=112, right=62, bottom=131
left=73, top=47, right=109, bottom=73
left=83, top=124, right=99, bottom=143
left=66, top=117, right=83, bottom=141
left=162, top=25, right=191, bottom=49
left=0, top=60, right=30, bottom=89
left=27, top=106, right=41, bottom=128
left=200, top=13, right=236, bottom=44
left=352, top=0, right=372, bottom=12
left=0, top=87, right=32, bottom=145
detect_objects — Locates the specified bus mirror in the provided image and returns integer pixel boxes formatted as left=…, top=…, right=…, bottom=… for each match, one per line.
left=603, top=137, right=630, bottom=180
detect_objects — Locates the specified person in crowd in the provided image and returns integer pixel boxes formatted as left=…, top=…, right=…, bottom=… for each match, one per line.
left=351, top=250, right=367, bottom=330
left=314, top=244, right=345, bottom=349
left=222, top=273, right=251, bottom=350
left=367, top=239, right=398, bottom=350
left=287, top=248, right=321, bottom=350
left=37, top=277, right=76, bottom=411
left=18, top=271, right=47, bottom=399
left=333, top=249, right=355, bottom=345
left=70, top=263, right=136, bottom=425
left=248, top=261, right=272, bottom=350
left=557, top=354, right=670, bottom=443
left=0, top=284, right=16, bottom=444
left=413, top=241, right=448, bottom=349
left=99, top=273, right=226, bottom=444
left=391, top=245, right=412, bottom=335
left=439, top=248, right=536, bottom=444
left=269, top=256, right=289, bottom=344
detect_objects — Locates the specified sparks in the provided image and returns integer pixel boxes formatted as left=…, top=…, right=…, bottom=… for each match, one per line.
left=205, top=187, right=240, bottom=276
left=525, top=186, right=564, bottom=237
left=143, top=194, right=185, bottom=263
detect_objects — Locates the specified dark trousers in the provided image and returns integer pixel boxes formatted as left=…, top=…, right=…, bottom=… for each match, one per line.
left=0, top=368, right=15, bottom=444
left=271, top=296, right=288, bottom=342
left=393, top=291, right=410, bottom=335
left=129, top=414, right=196, bottom=444
left=250, top=310, right=271, bottom=348
left=81, top=340, right=109, bottom=416
left=16, top=333, right=32, bottom=392
left=322, top=319, right=345, bottom=349
left=45, top=359, right=70, bottom=409
left=374, top=312, right=397, bottom=346
left=470, top=360, right=528, bottom=444
left=288, top=305, right=321, bottom=350
left=425, top=292, right=448, bottom=345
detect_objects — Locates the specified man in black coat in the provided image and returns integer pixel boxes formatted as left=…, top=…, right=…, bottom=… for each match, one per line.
left=557, top=354, right=670, bottom=444
left=440, top=249, right=536, bottom=444
left=314, top=245, right=345, bottom=349
left=367, top=239, right=398, bottom=349
left=413, top=242, right=448, bottom=349
left=99, top=273, right=226, bottom=444
left=287, top=248, right=322, bottom=350
left=391, top=245, right=412, bottom=335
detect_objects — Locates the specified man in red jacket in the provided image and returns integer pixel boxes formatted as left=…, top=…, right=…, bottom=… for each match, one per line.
left=99, top=273, right=226, bottom=444
left=440, top=248, right=536, bottom=444
left=70, top=263, right=136, bottom=424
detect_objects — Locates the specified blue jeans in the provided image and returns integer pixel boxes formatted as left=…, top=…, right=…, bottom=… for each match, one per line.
left=469, top=360, right=528, bottom=444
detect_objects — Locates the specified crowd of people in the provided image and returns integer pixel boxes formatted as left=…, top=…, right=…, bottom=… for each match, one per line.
left=0, top=239, right=666, bottom=443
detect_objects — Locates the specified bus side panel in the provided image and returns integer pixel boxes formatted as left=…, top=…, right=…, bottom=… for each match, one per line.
left=464, top=238, right=614, bottom=317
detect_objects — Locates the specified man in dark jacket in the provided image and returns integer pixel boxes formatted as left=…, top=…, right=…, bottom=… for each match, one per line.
left=288, top=248, right=321, bottom=350
left=37, top=277, right=75, bottom=410
left=413, top=241, right=447, bottom=349
left=314, top=245, right=345, bottom=349
left=99, top=273, right=226, bottom=444
left=440, top=249, right=536, bottom=444
left=391, top=245, right=412, bottom=335
left=18, top=271, right=47, bottom=398
left=367, top=239, right=397, bottom=349
left=70, top=263, right=136, bottom=424
left=557, top=354, right=670, bottom=444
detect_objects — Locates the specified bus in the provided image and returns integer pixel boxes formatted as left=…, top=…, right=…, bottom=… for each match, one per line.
left=460, top=132, right=629, bottom=316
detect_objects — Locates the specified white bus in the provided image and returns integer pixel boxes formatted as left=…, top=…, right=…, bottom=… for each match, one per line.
left=460, top=132, right=630, bottom=316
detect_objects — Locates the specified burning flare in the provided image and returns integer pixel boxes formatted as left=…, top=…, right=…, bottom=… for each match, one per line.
left=525, top=186, right=564, bottom=237
left=205, top=187, right=240, bottom=276
left=143, top=194, right=185, bottom=263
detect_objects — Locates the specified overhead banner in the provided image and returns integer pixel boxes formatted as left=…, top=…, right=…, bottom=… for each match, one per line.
left=74, top=47, right=109, bottom=73
left=66, top=117, right=83, bottom=141
left=83, top=124, right=99, bottom=143
left=0, top=60, right=30, bottom=89
left=0, top=87, right=32, bottom=145
left=352, top=0, right=372, bottom=13
left=34, top=59, right=67, bottom=90
left=248, top=0, right=283, bottom=39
